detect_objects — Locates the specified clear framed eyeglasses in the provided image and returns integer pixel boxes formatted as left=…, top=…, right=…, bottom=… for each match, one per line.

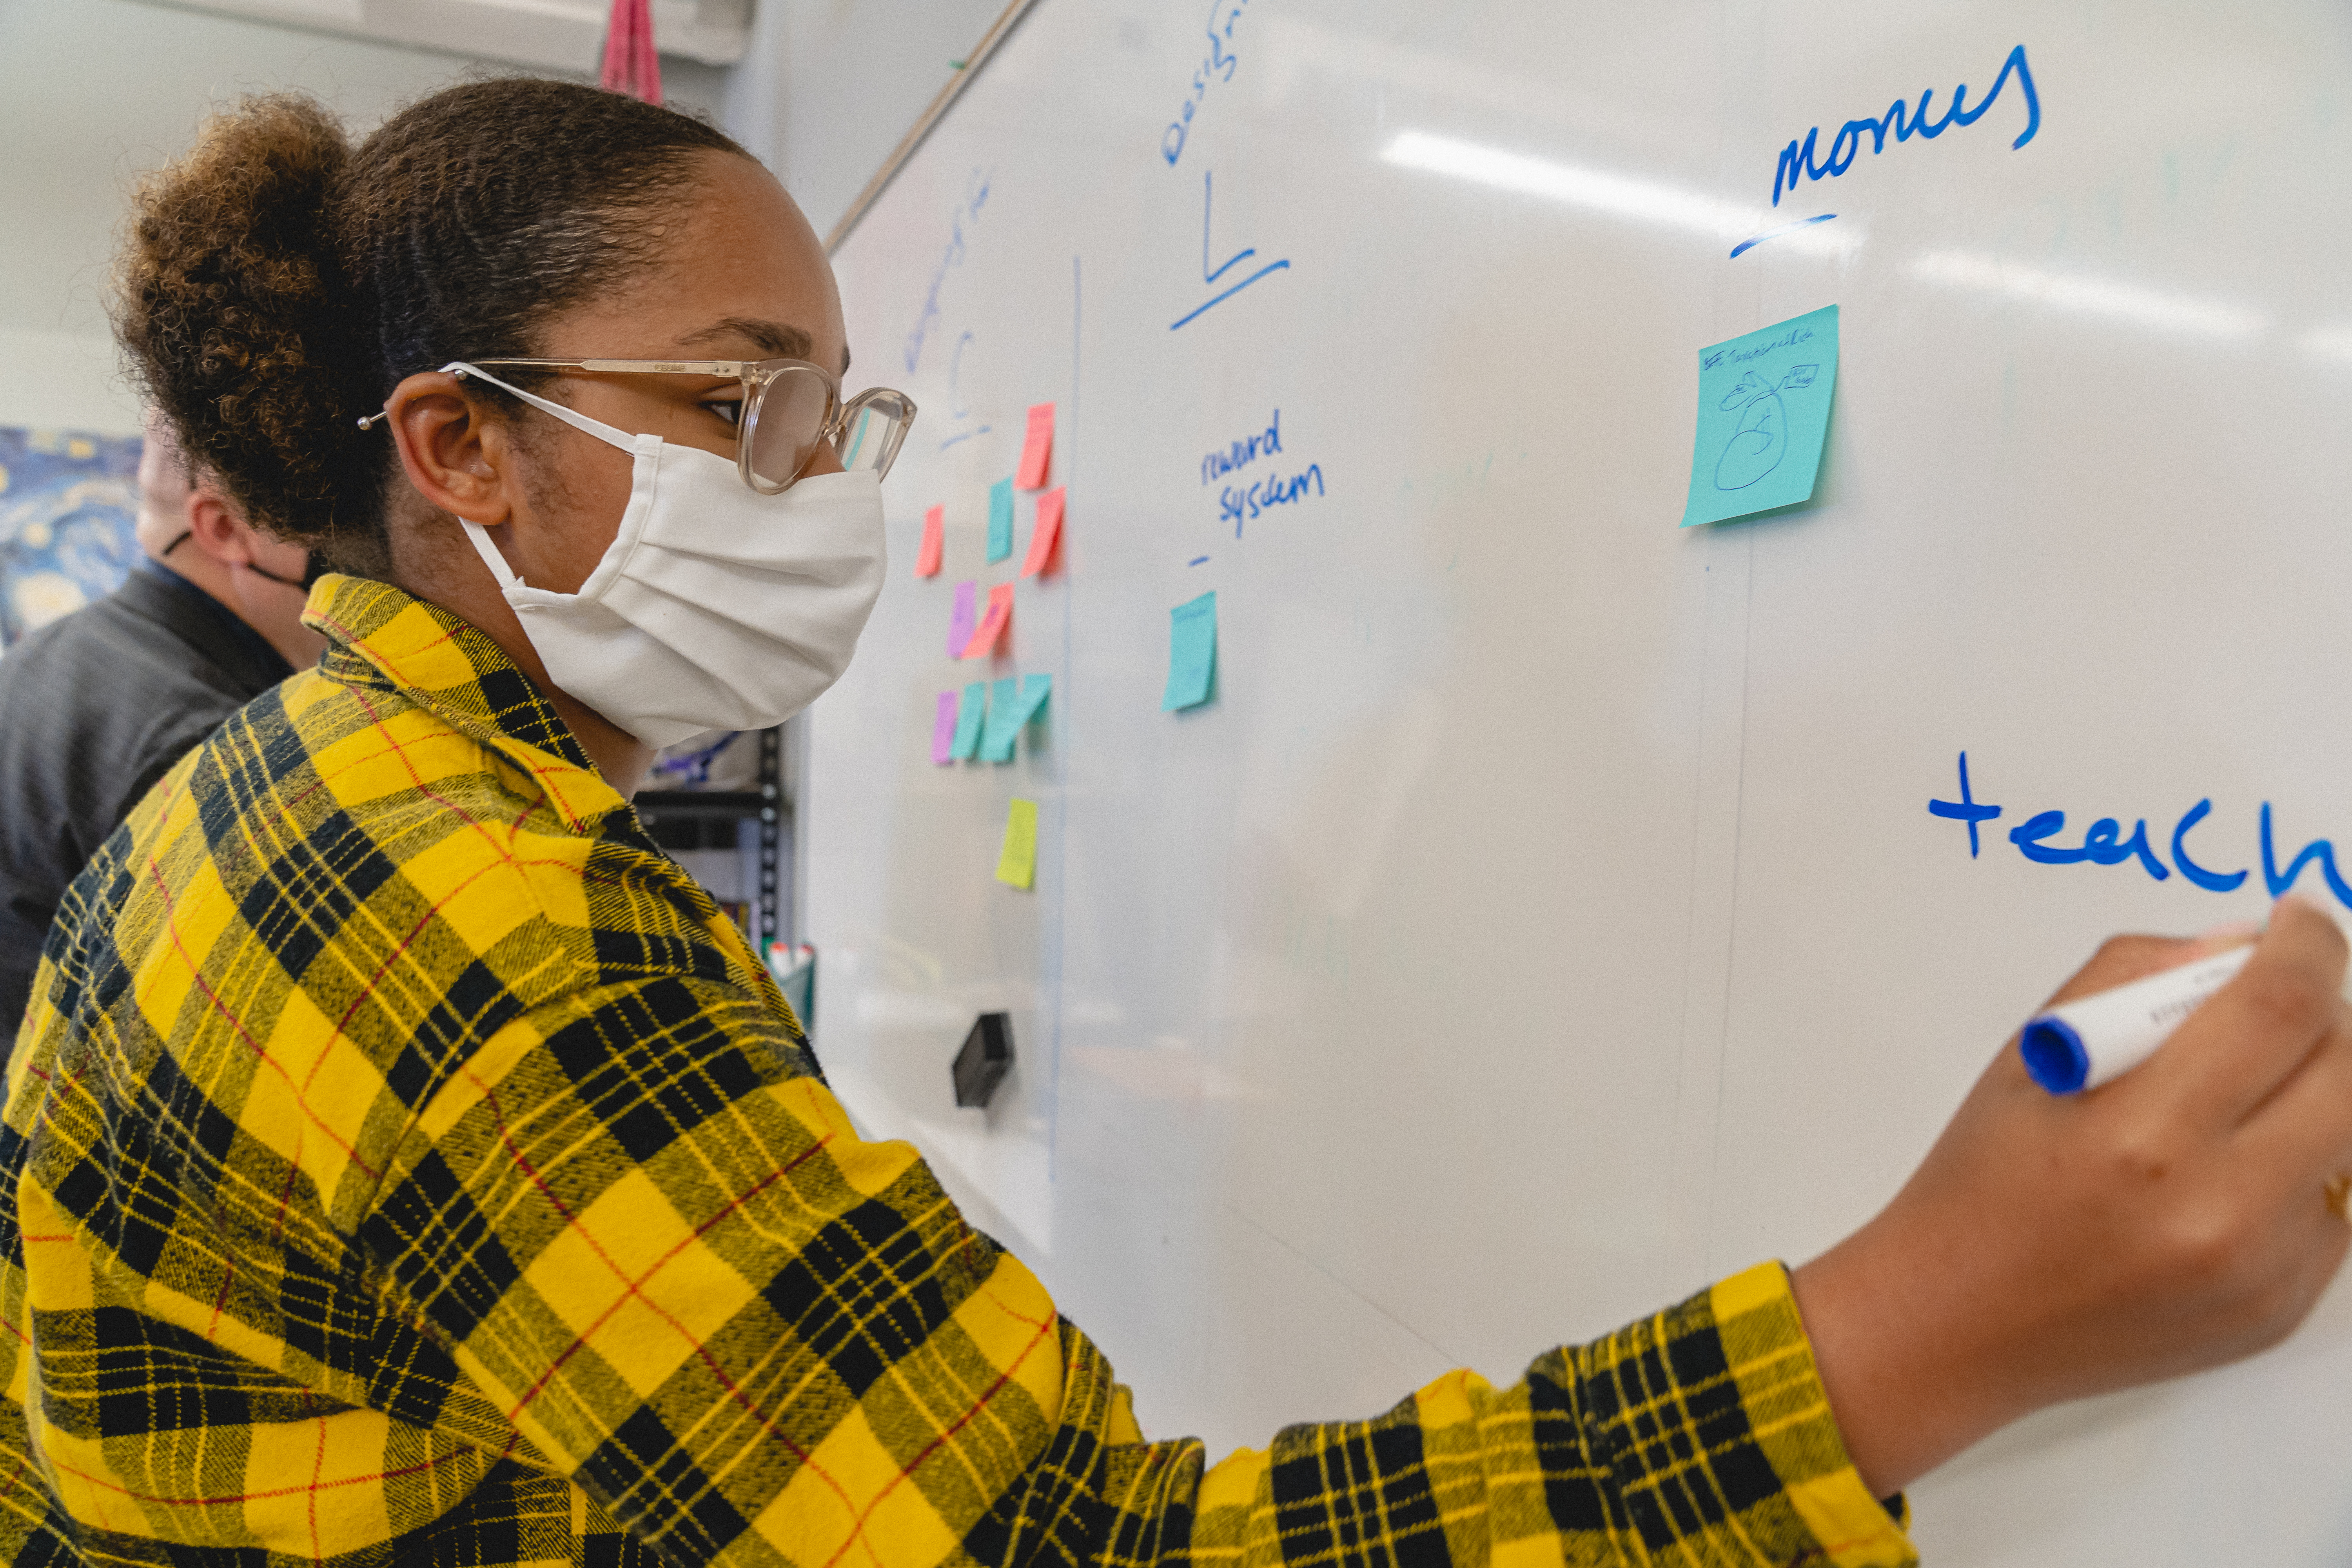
left=450, top=357, right=916, bottom=495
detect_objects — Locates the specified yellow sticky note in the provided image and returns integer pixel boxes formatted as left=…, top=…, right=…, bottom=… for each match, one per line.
left=996, top=798, right=1038, bottom=888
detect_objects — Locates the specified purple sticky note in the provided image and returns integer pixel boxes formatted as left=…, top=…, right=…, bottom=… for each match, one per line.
left=949, top=580, right=977, bottom=657
left=931, top=691, right=959, bottom=764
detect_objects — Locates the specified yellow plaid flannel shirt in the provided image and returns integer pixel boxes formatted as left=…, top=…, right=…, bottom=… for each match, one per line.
left=0, top=576, right=1914, bottom=1567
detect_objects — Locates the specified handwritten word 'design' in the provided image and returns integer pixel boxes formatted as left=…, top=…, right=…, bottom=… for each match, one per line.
left=1928, top=752, right=2352, bottom=907
left=1771, top=44, right=2040, bottom=208
left=1162, top=0, right=1258, bottom=167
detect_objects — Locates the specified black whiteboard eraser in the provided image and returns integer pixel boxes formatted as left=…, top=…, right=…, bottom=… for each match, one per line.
left=953, top=1012, right=1014, bottom=1107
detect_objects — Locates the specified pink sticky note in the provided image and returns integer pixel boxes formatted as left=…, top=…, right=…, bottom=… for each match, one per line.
left=1016, top=402, right=1054, bottom=489
left=1020, top=487, right=1065, bottom=578
left=931, top=691, right=959, bottom=763
left=948, top=580, right=977, bottom=657
left=962, top=582, right=1014, bottom=659
left=917, top=505, right=944, bottom=577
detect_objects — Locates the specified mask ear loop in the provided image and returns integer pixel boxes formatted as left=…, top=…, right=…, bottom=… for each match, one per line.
left=414, top=361, right=649, bottom=594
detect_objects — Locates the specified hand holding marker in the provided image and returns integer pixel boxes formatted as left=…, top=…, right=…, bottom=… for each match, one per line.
left=2022, top=910, right=2323, bottom=1093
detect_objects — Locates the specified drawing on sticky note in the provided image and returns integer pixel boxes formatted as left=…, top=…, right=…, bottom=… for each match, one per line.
left=1681, top=304, right=1839, bottom=528
left=1713, top=365, right=1818, bottom=490
left=963, top=582, right=1014, bottom=658
left=949, top=580, right=978, bottom=656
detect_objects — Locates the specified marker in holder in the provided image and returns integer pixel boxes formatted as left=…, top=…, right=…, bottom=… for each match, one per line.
left=2020, top=946, right=2254, bottom=1094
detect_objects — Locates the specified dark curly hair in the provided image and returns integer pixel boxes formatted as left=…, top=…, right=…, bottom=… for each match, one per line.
left=113, top=80, right=747, bottom=575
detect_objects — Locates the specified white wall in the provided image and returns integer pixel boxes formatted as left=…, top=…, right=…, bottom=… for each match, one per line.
left=723, top=0, right=1011, bottom=244
left=0, top=0, right=726, bottom=436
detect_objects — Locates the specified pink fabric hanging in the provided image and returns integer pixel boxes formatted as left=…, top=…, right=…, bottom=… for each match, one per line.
left=601, top=0, right=663, bottom=105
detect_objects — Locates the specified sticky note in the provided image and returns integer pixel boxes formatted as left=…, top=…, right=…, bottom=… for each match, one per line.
left=962, top=581, right=1014, bottom=659
left=996, top=798, right=1038, bottom=888
left=987, top=477, right=1014, bottom=562
left=1681, top=303, right=1839, bottom=528
left=1021, top=486, right=1065, bottom=578
left=917, top=504, right=945, bottom=577
left=979, top=676, right=1022, bottom=762
left=948, top=580, right=977, bottom=656
left=1163, top=590, right=1216, bottom=711
left=1014, top=672, right=1051, bottom=729
left=1016, top=402, right=1054, bottom=488
left=950, top=681, right=986, bottom=759
left=931, top=690, right=959, bottom=763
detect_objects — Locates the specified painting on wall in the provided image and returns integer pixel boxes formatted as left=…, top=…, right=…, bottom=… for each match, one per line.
left=0, top=426, right=142, bottom=649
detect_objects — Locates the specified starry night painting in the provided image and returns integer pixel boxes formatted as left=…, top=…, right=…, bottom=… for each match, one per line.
left=0, top=426, right=141, bottom=648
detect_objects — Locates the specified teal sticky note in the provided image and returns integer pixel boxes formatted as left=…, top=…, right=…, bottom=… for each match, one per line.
left=987, top=477, right=1014, bottom=562
left=979, top=676, right=1021, bottom=761
left=1680, top=304, right=1838, bottom=528
left=1014, top=672, right=1051, bottom=729
left=1162, top=591, right=1216, bottom=712
left=950, top=681, right=987, bottom=760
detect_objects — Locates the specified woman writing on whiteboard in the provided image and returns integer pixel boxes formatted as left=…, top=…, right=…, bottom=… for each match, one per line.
left=5, top=78, right=2350, bottom=1568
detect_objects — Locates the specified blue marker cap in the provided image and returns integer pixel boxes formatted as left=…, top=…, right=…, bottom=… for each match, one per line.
left=2020, top=1017, right=2090, bottom=1094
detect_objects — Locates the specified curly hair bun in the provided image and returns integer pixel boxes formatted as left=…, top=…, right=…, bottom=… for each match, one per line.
left=116, top=94, right=369, bottom=558
left=113, top=80, right=747, bottom=572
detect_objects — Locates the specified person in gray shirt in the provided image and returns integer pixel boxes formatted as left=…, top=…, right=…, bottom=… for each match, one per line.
left=0, top=411, right=325, bottom=1046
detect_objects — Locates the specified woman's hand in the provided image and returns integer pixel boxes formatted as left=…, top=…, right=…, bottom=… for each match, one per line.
left=1792, top=895, right=2352, bottom=1497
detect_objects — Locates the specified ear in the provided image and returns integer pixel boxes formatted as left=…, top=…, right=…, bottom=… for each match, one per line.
left=381, top=371, right=521, bottom=526
left=181, top=486, right=250, bottom=567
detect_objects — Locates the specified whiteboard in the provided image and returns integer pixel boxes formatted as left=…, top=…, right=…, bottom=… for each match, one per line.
left=804, top=3, right=2352, bottom=1560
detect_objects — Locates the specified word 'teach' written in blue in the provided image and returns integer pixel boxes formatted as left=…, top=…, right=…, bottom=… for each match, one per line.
left=1927, top=751, right=2352, bottom=907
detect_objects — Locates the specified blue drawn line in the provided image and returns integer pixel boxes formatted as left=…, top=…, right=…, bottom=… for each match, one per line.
left=1729, top=214, right=1838, bottom=260
left=1171, top=260, right=1290, bottom=330
left=1189, top=555, right=1210, bottom=566
left=1772, top=43, right=2039, bottom=207
left=1202, top=172, right=1256, bottom=283
left=938, top=423, right=992, bottom=451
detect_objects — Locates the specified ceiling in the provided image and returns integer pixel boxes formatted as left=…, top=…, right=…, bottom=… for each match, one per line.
left=141, top=0, right=753, bottom=71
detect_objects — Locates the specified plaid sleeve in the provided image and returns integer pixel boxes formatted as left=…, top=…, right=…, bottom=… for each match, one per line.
left=364, top=971, right=1911, bottom=1568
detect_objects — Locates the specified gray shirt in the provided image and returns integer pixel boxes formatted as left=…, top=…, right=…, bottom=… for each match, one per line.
left=0, top=563, right=292, bottom=1047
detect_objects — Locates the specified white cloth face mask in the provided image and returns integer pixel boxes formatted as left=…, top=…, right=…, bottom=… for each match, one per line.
left=445, top=361, right=886, bottom=750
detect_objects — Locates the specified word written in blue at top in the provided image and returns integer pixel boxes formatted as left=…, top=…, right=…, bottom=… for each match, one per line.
left=1771, top=43, right=2040, bottom=208
left=1202, top=408, right=1323, bottom=536
left=905, top=169, right=991, bottom=375
left=1162, top=0, right=1258, bottom=167
left=1929, top=751, right=2352, bottom=909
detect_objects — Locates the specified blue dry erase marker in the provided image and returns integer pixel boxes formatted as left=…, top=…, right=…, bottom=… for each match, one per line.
left=2020, top=947, right=2254, bottom=1094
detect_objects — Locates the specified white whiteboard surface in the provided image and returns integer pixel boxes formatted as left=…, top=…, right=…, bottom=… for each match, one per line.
left=803, top=4, right=2352, bottom=1560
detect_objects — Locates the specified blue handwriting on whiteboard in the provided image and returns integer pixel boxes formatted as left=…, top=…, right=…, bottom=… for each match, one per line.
left=1772, top=44, right=2040, bottom=207
left=1172, top=170, right=1290, bottom=330
left=1202, top=409, right=1282, bottom=485
left=1929, top=751, right=2352, bottom=907
left=904, top=171, right=991, bottom=374
left=1163, top=0, right=1257, bottom=167
left=1221, top=465, right=1323, bottom=536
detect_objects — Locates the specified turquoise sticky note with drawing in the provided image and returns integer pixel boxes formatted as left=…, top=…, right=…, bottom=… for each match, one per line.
left=1680, top=304, right=1838, bottom=528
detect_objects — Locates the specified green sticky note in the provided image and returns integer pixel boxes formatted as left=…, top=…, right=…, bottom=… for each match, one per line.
left=950, top=680, right=987, bottom=760
left=1681, top=303, right=1838, bottom=528
left=996, top=797, right=1038, bottom=888
left=1163, top=591, right=1216, bottom=711
left=987, top=476, right=1014, bottom=562
left=979, top=676, right=1021, bottom=761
